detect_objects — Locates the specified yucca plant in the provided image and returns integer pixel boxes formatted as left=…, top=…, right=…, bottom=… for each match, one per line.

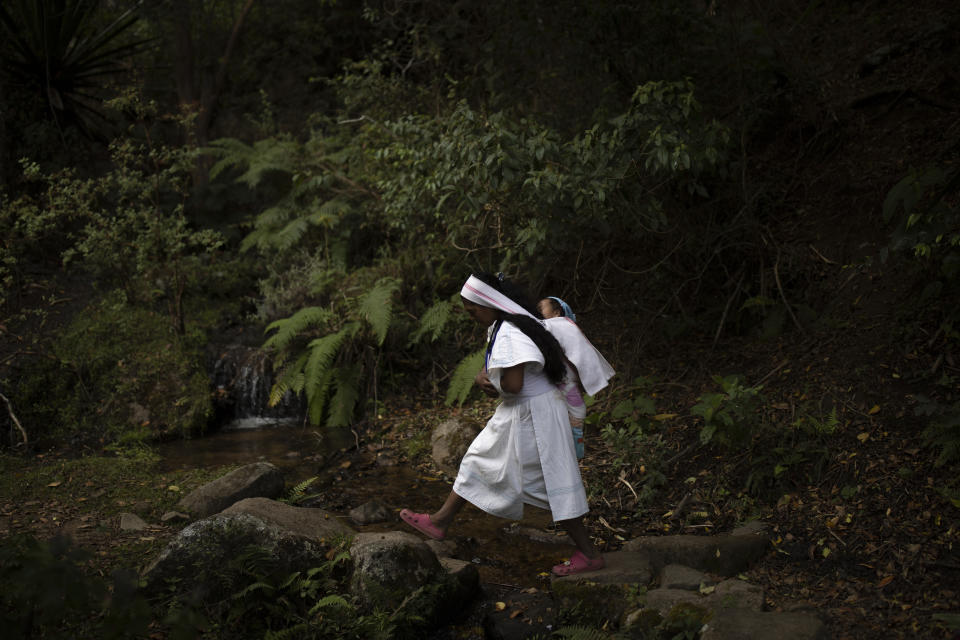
left=0, top=0, right=151, bottom=137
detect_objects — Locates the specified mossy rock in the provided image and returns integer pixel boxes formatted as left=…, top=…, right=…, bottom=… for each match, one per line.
left=552, top=580, right=645, bottom=628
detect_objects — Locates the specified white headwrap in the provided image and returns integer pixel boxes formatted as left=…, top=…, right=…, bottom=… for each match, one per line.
left=460, top=275, right=538, bottom=320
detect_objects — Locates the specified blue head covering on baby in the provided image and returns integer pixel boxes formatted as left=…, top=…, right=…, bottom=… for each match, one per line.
left=547, top=296, right=576, bottom=322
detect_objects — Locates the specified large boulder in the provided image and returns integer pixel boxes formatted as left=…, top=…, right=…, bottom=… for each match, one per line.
left=349, top=531, right=479, bottom=631
left=221, top=497, right=355, bottom=540
left=177, top=461, right=285, bottom=517
left=141, top=513, right=327, bottom=604
left=431, top=419, right=482, bottom=476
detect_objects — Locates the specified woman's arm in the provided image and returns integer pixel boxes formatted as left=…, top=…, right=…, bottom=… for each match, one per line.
left=500, top=363, right=525, bottom=394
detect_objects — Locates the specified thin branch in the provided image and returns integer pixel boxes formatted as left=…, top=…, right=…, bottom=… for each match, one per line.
left=0, top=392, right=27, bottom=447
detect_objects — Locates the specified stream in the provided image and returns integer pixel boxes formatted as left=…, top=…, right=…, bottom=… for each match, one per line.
left=155, top=420, right=580, bottom=589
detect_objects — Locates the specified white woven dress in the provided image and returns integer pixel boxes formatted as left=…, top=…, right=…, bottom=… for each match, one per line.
left=452, top=321, right=589, bottom=522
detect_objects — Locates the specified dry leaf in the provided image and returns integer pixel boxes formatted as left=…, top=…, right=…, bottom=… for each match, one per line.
left=857, top=432, right=870, bottom=443
left=868, top=405, right=880, bottom=415
left=509, top=610, right=523, bottom=619
left=495, top=602, right=507, bottom=611
left=877, top=575, right=894, bottom=588
left=47, top=481, right=61, bottom=487
left=652, top=413, right=677, bottom=421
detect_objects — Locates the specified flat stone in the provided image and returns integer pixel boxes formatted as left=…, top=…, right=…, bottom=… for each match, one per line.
left=700, top=609, right=829, bottom=640
left=660, top=563, right=709, bottom=590
left=177, top=461, right=285, bottom=517
left=552, top=550, right=654, bottom=585
left=622, top=533, right=769, bottom=576
left=221, top=497, right=354, bottom=541
left=119, top=513, right=148, bottom=530
left=160, top=511, right=190, bottom=522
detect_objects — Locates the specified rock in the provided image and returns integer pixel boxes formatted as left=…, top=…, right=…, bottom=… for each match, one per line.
left=700, top=609, right=829, bottom=640
left=426, top=538, right=458, bottom=558
left=431, top=419, right=482, bottom=476
left=551, top=550, right=654, bottom=586
left=349, top=531, right=443, bottom=611
left=119, top=513, right=148, bottom=530
left=660, top=563, right=709, bottom=590
left=177, top=462, right=285, bottom=517
left=643, top=578, right=764, bottom=616
left=141, top=513, right=327, bottom=604
left=221, top=497, right=354, bottom=541
left=622, top=533, right=769, bottom=576
left=349, top=531, right=479, bottom=634
left=160, top=511, right=190, bottom=522
left=348, top=499, right=392, bottom=524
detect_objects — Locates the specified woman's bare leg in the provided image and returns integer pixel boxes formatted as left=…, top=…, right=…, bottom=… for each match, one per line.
left=429, top=490, right=467, bottom=532
left=559, top=516, right=601, bottom=559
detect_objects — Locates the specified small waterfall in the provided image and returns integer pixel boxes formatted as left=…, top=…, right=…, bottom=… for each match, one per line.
left=210, top=345, right=304, bottom=430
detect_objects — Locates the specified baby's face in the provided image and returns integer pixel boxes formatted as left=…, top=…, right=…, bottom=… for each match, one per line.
left=538, top=298, right=561, bottom=319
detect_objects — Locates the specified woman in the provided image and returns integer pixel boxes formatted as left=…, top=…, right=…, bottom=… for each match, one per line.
left=401, top=273, right=604, bottom=576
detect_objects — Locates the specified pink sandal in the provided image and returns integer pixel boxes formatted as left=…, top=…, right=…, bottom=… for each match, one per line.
left=399, top=509, right=445, bottom=540
left=552, top=550, right=605, bottom=576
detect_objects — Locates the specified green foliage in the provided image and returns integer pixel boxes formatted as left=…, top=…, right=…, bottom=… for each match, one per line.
left=409, top=296, right=457, bottom=346
left=376, top=82, right=729, bottom=265
left=195, top=541, right=393, bottom=640
left=691, top=375, right=764, bottom=447
left=265, top=277, right=401, bottom=427
left=0, top=534, right=152, bottom=639
left=3, top=94, right=224, bottom=332
left=735, top=400, right=839, bottom=497
left=10, top=294, right=212, bottom=447
left=445, top=349, right=485, bottom=407
left=883, top=166, right=960, bottom=278
left=916, top=395, right=960, bottom=468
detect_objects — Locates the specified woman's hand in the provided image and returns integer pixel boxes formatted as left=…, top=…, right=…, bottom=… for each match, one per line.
left=475, top=369, right=499, bottom=397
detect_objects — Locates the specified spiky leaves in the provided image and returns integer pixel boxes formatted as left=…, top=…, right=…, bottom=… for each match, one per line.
left=0, top=0, right=152, bottom=137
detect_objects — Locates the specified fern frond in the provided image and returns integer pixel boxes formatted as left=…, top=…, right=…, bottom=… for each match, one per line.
left=555, top=626, right=612, bottom=640
left=327, top=364, right=362, bottom=427
left=264, top=306, right=333, bottom=352
left=304, top=329, right=350, bottom=400
left=445, top=349, right=485, bottom=406
left=307, top=594, right=351, bottom=616
left=269, top=354, right=308, bottom=407
left=283, top=477, right=316, bottom=504
left=306, top=368, right=334, bottom=425
left=409, top=298, right=453, bottom=345
left=206, top=137, right=299, bottom=187
left=357, top=277, right=400, bottom=346
left=309, top=198, right=352, bottom=228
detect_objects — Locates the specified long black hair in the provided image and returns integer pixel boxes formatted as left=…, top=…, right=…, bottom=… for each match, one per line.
left=473, top=272, right=567, bottom=385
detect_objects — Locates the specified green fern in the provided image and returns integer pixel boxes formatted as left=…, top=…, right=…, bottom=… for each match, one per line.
left=554, top=626, right=617, bottom=639
left=207, top=137, right=299, bottom=187
left=445, top=349, right=485, bottom=406
left=327, top=365, right=362, bottom=427
left=357, top=277, right=400, bottom=345
left=410, top=297, right=455, bottom=345
left=308, top=594, right=351, bottom=615
left=264, top=306, right=333, bottom=352
left=283, top=477, right=317, bottom=504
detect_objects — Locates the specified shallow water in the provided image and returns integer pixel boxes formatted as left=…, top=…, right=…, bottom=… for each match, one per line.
left=156, top=422, right=581, bottom=588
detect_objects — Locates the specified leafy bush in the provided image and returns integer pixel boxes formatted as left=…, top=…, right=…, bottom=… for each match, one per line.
left=11, top=294, right=212, bottom=447
left=690, top=375, right=764, bottom=447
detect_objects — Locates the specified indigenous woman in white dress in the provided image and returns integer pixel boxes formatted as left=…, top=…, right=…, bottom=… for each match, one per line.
left=401, top=273, right=605, bottom=575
